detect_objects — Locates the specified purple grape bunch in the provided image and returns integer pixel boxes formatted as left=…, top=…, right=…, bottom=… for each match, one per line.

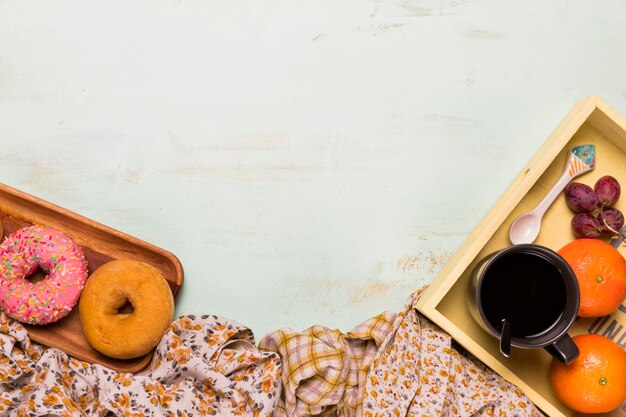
left=565, top=175, right=623, bottom=239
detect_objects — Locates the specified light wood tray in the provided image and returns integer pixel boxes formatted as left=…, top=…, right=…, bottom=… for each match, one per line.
left=0, top=183, right=184, bottom=373
left=416, top=96, right=626, bottom=417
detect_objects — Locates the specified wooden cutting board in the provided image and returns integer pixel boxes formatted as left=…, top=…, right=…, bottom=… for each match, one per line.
left=0, top=183, right=184, bottom=373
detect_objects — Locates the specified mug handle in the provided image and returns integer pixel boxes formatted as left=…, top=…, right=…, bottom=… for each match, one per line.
left=544, top=334, right=579, bottom=365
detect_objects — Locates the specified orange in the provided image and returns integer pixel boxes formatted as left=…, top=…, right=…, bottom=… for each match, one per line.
left=558, top=238, right=626, bottom=317
left=549, top=334, right=626, bottom=414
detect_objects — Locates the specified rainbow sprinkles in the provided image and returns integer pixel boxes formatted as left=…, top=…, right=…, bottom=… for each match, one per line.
left=0, top=226, right=88, bottom=325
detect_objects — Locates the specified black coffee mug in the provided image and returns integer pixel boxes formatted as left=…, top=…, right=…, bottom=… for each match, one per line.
left=467, top=244, right=580, bottom=364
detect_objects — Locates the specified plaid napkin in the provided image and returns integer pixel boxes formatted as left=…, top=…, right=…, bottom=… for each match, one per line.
left=259, top=312, right=395, bottom=416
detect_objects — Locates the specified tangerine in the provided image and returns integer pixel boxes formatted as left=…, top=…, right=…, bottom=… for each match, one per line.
left=558, top=238, right=626, bottom=317
left=549, top=334, right=626, bottom=414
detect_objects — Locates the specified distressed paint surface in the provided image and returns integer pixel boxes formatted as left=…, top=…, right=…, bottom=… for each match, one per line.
left=0, top=0, right=625, bottom=338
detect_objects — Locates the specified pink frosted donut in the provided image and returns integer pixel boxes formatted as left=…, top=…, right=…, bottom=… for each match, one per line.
left=0, top=225, right=88, bottom=324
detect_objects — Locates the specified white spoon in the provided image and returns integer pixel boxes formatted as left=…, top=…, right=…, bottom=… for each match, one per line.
left=509, top=144, right=596, bottom=245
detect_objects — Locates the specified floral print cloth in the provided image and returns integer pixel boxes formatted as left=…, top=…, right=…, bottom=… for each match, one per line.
left=362, top=289, right=541, bottom=417
left=0, top=288, right=542, bottom=417
left=0, top=314, right=281, bottom=416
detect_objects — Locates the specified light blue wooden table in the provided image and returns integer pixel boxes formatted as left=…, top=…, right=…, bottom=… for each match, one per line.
left=1, top=0, right=625, bottom=339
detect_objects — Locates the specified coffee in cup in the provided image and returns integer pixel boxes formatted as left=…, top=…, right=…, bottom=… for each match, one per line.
left=467, top=244, right=580, bottom=364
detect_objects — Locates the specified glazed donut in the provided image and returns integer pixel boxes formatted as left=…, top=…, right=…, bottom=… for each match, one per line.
left=79, top=259, right=174, bottom=359
left=0, top=225, right=88, bottom=324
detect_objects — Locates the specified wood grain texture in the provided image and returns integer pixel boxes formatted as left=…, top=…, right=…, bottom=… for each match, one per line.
left=0, top=183, right=184, bottom=373
left=417, top=97, right=626, bottom=417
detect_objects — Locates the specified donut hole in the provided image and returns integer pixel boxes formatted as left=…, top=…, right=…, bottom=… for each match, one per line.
left=108, top=290, right=135, bottom=316
left=27, top=267, right=48, bottom=284
left=116, top=298, right=135, bottom=315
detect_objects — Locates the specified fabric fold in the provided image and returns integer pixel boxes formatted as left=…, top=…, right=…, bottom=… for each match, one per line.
left=0, top=288, right=543, bottom=417
left=0, top=314, right=282, bottom=417
left=362, top=289, right=542, bottom=417
left=260, top=289, right=542, bottom=417
left=259, top=312, right=396, bottom=417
